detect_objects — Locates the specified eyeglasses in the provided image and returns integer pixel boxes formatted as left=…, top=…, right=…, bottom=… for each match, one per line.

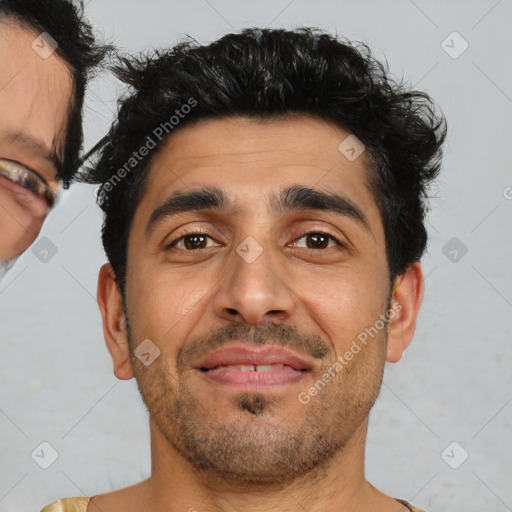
left=0, top=158, right=60, bottom=214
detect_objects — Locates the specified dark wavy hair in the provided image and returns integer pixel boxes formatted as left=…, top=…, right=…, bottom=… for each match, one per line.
left=0, top=0, right=111, bottom=185
left=82, top=27, right=446, bottom=293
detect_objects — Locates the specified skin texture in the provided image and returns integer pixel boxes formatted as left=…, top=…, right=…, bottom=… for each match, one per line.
left=0, top=18, right=72, bottom=263
left=97, top=116, right=424, bottom=512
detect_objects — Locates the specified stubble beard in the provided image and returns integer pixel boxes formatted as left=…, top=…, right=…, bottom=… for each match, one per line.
left=130, top=330, right=387, bottom=486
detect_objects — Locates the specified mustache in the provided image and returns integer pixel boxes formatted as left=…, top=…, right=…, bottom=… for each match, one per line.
left=177, top=322, right=329, bottom=370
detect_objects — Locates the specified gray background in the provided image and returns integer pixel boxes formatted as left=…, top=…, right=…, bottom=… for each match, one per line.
left=1, top=0, right=511, bottom=510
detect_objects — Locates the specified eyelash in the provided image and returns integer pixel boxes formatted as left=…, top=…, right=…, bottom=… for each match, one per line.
left=167, top=229, right=344, bottom=251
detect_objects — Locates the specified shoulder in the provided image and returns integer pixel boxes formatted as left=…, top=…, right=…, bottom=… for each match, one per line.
left=40, top=497, right=91, bottom=512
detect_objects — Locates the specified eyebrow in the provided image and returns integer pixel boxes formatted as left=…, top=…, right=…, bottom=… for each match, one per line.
left=3, top=132, right=62, bottom=179
left=145, top=185, right=372, bottom=238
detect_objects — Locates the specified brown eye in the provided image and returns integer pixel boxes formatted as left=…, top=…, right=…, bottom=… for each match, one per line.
left=167, top=231, right=218, bottom=251
left=293, top=232, right=342, bottom=250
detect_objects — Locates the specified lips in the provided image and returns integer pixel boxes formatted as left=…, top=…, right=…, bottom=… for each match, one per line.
left=195, top=342, right=314, bottom=388
left=0, top=174, right=47, bottom=216
left=0, top=174, right=32, bottom=197
left=196, top=343, right=314, bottom=372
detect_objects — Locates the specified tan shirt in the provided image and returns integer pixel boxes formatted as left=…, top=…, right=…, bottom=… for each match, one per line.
left=41, top=496, right=426, bottom=511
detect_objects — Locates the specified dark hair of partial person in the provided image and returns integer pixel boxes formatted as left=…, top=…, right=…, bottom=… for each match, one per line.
left=0, top=0, right=111, bottom=186
left=81, top=27, right=447, bottom=295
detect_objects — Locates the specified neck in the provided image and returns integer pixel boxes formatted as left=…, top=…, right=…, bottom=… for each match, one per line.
left=136, top=418, right=386, bottom=512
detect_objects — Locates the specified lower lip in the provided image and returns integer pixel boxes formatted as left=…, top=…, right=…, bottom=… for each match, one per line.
left=0, top=174, right=30, bottom=196
left=0, top=175, right=47, bottom=214
left=198, top=367, right=308, bottom=388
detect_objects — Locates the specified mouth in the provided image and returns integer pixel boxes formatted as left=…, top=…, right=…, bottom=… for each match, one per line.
left=0, top=173, right=33, bottom=196
left=0, top=174, right=48, bottom=216
left=195, top=342, right=314, bottom=388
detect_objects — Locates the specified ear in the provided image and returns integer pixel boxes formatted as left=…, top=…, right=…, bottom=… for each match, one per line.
left=97, top=264, right=134, bottom=380
left=386, top=262, right=424, bottom=363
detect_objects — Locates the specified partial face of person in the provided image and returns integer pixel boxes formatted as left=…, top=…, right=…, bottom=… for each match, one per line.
left=0, top=18, right=72, bottom=263
left=101, top=116, right=423, bottom=484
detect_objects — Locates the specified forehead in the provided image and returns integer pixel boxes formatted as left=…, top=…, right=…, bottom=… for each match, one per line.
left=143, top=116, right=379, bottom=219
left=0, top=19, right=73, bottom=164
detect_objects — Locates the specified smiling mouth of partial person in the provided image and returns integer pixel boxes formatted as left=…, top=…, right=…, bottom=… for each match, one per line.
left=0, top=160, right=55, bottom=211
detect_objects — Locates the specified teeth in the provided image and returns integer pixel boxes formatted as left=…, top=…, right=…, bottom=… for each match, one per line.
left=212, top=363, right=295, bottom=371
left=255, top=364, right=274, bottom=372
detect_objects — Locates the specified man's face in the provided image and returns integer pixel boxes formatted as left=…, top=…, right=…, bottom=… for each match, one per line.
left=121, top=116, right=396, bottom=483
left=0, top=19, right=72, bottom=263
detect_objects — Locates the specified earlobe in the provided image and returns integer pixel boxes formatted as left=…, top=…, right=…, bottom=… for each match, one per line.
left=97, top=264, right=134, bottom=380
left=386, top=262, right=425, bottom=363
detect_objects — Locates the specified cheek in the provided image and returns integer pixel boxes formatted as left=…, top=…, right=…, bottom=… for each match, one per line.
left=127, top=266, right=211, bottom=350
left=0, top=195, right=43, bottom=258
left=293, top=264, right=389, bottom=350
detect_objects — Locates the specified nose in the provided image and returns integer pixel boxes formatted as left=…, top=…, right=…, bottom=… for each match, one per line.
left=212, top=238, right=296, bottom=326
